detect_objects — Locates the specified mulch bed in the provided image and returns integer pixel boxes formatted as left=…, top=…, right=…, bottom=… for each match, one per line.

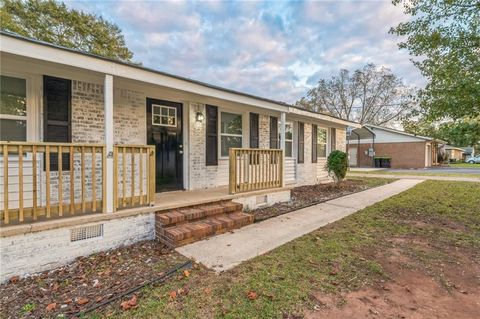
left=0, top=241, right=188, bottom=319
left=252, top=179, right=383, bottom=221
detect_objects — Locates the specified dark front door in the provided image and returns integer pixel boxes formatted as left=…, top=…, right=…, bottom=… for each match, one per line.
left=146, top=98, right=183, bottom=192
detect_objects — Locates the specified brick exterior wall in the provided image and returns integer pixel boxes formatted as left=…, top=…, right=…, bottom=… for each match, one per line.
left=259, top=114, right=270, bottom=149
left=353, top=142, right=427, bottom=168
left=0, top=213, right=155, bottom=282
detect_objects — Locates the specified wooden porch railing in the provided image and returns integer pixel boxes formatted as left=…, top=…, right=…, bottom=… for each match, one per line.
left=0, top=142, right=106, bottom=225
left=229, top=148, right=283, bottom=194
left=113, top=145, right=155, bottom=211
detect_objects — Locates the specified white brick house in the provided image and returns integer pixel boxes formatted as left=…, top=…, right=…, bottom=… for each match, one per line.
left=0, top=31, right=358, bottom=281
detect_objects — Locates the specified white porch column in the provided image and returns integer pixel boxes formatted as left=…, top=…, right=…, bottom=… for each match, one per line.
left=280, top=112, right=286, bottom=187
left=104, top=74, right=114, bottom=213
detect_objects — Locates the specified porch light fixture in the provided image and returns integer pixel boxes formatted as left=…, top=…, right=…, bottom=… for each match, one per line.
left=196, top=111, right=205, bottom=122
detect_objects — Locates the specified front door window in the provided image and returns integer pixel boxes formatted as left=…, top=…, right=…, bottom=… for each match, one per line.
left=0, top=75, right=27, bottom=141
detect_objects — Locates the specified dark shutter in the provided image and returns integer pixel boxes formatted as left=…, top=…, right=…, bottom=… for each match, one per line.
left=269, top=116, right=278, bottom=149
left=312, top=124, right=318, bottom=163
left=205, top=104, right=218, bottom=166
left=249, top=113, right=259, bottom=148
left=298, top=122, right=304, bottom=163
left=330, top=128, right=336, bottom=151
left=43, top=75, right=71, bottom=171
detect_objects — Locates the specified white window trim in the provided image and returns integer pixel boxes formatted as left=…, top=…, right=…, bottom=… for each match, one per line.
left=279, top=121, right=294, bottom=158
left=0, top=72, right=35, bottom=142
left=219, top=110, right=243, bottom=158
left=317, top=126, right=328, bottom=159
left=151, top=104, right=177, bottom=127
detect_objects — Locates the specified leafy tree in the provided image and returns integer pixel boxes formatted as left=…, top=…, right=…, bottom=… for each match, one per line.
left=0, top=0, right=133, bottom=62
left=390, top=0, right=480, bottom=120
left=403, top=116, right=480, bottom=148
left=296, top=64, right=415, bottom=126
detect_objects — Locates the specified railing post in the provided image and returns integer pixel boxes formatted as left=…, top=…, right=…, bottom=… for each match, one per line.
left=280, top=112, right=286, bottom=187
left=229, top=148, right=236, bottom=194
left=104, top=74, right=114, bottom=213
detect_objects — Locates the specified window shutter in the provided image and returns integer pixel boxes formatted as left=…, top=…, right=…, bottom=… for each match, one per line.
left=312, top=124, right=318, bottom=163
left=43, top=75, right=71, bottom=171
left=298, top=122, right=304, bottom=163
left=331, top=128, right=336, bottom=152
left=249, top=113, right=259, bottom=148
left=269, top=116, right=278, bottom=149
left=205, top=104, right=218, bottom=166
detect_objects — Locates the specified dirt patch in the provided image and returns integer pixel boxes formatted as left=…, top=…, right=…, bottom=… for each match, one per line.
left=0, top=241, right=188, bottom=319
left=305, top=241, right=480, bottom=319
left=252, top=179, right=389, bottom=221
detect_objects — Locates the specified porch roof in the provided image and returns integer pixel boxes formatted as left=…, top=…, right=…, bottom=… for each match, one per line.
left=0, top=30, right=358, bottom=128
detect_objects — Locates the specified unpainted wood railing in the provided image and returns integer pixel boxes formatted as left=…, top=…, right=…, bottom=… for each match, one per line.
left=229, top=148, right=283, bottom=194
left=0, top=142, right=106, bottom=225
left=113, top=145, right=155, bottom=211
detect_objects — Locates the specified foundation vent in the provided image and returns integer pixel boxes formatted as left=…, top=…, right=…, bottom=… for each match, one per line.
left=70, top=224, right=104, bottom=242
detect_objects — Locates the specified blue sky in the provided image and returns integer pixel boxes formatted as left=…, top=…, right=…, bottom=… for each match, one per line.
left=65, top=0, right=423, bottom=103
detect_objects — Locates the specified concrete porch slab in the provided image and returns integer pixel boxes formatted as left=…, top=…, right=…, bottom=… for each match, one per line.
left=176, top=179, right=424, bottom=272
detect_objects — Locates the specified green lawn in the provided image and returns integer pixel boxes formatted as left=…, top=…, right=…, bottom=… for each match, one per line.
left=348, top=170, right=480, bottom=178
left=449, top=163, right=480, bottom=169
left=92, top=181, right=480, bottom=319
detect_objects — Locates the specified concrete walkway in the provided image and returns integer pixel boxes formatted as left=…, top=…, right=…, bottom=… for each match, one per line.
left=177, top=179, right=424, bottom=272
left=348, top=173, right=480, bottom=183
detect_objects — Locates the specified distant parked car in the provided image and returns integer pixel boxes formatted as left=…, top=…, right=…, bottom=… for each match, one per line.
left=466, top=155, right=480, bottom=164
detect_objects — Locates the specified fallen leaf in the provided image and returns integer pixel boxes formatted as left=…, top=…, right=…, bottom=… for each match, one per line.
left=45, top=303, right=57, bottom=311
left=9, top=276, right=19, bottom=284
left=120, top=300, right=131, bottom=311
left=204, top=287, right=212, bottom=294
left=183, top=270, right=190, bottom=278
left=76, top=297, right=89, bottom=305
left=169, top=291, right=177, bottom=300
left=128, top=295, right=137, bottom=306
left=247, top=291, right=258, bottom=300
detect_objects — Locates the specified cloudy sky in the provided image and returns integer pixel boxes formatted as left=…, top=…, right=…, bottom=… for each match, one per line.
left=66, top=0, right=423, bottom=104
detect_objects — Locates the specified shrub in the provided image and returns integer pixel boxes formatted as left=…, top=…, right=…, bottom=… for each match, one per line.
left=325, top=150, right=348, bottom=183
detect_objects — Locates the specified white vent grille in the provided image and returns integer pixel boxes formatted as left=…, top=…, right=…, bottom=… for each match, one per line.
left=71, top=224, right=103, bottom=242
left=256, top=195, right=268, bottom=205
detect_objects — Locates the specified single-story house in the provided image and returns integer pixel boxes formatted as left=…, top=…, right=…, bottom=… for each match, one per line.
left=0, top=31, right=358, bottom=281
left=444, top=145, right=465, bottom=162
left=347, top=124, right=445, bottom=169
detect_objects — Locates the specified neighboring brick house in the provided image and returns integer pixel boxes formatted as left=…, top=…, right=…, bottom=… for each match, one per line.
left=0, top=32, right=358, bottom=281
left=445, top=145, right=465, bottom=162
left=347, top=125, right=445, bottom=169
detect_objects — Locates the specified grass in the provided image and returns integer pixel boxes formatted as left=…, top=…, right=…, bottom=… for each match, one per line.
left=449, top=163, right=480, bottom=168
left=93, top=180, right=480, bottom=319
left=347, top=176, right=397, bottom=187
left=348, top=170, right=480, bottom=178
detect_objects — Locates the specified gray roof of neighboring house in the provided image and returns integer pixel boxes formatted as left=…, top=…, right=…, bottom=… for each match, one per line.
left=0, top=30, right=358, bottom=125
left=445, top=145, right=466, bottom=151
left=347, top=124, right=447, bottom=143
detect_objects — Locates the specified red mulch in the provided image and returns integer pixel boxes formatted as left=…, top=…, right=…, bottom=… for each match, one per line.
left=0, top=241, right=188, bottom=319
left=252, top=180, right=383, bottom=221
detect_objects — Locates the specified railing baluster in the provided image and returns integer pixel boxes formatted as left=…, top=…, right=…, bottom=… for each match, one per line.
left=122, top=147, right=126, bottom=208
left=139, top=147, right=144, bottom=205
left=113, top=146, right=118, bottom=211
left=92, top=146, right=96, bottom=212
left=58, top=145, right=63, bottom=216
left=81, top=146, right=85, bottom=213
left=18, top=145, right=24, bottom=222
left=32, top=145, right=37, bottom=220
left=45, top=145, right=51, bottom=218
left=70, top=145, right=74, bottom=214
left=3, top=145, right=8, bottom=224
left=102, top=145, right=107, bottom=213
left=131, top=147, right=135, bottom=207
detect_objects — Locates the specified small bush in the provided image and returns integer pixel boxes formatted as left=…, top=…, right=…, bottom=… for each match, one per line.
left=325, top=150, right=348, bottom=183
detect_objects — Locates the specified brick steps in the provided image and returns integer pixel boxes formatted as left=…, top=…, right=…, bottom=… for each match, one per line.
left=155, top=201, right=252, bottom=247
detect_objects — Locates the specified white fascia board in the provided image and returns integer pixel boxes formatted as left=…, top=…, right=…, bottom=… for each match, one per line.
left=1, top=35, right=289, bottom=113
left=287, top=107, right=360, bottom=128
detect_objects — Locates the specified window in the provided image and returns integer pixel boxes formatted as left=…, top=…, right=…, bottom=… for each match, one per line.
left=249, top=113, right=259, bottom=148
left=205, top=105, right=218, bottom=166
left=269, top=116, right=278, bottom=148
left=279, top=122, right=293, bottom=157
left=330, top=128, right=336, bottom=151
left=152, top=104, right=176, bottom=127
left=298, top=122, right=304, bottom=163
left=220, top=112, right=242, bottom=157
left=0, top=75, right=27, bottom=141
left=316, top=127, right=327, bottom=158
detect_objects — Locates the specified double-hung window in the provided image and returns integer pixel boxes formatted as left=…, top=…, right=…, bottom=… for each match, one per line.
left=279, top=122, right=293, bottom=157
left=316, top=127, right=327, bottom=158
left=0, top=75, right=27, bottom=141
left=220, top=112, right=242, bottom=157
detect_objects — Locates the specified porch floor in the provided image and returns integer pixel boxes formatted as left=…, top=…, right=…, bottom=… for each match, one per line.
left=153, top=186, right=290, bottom=212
